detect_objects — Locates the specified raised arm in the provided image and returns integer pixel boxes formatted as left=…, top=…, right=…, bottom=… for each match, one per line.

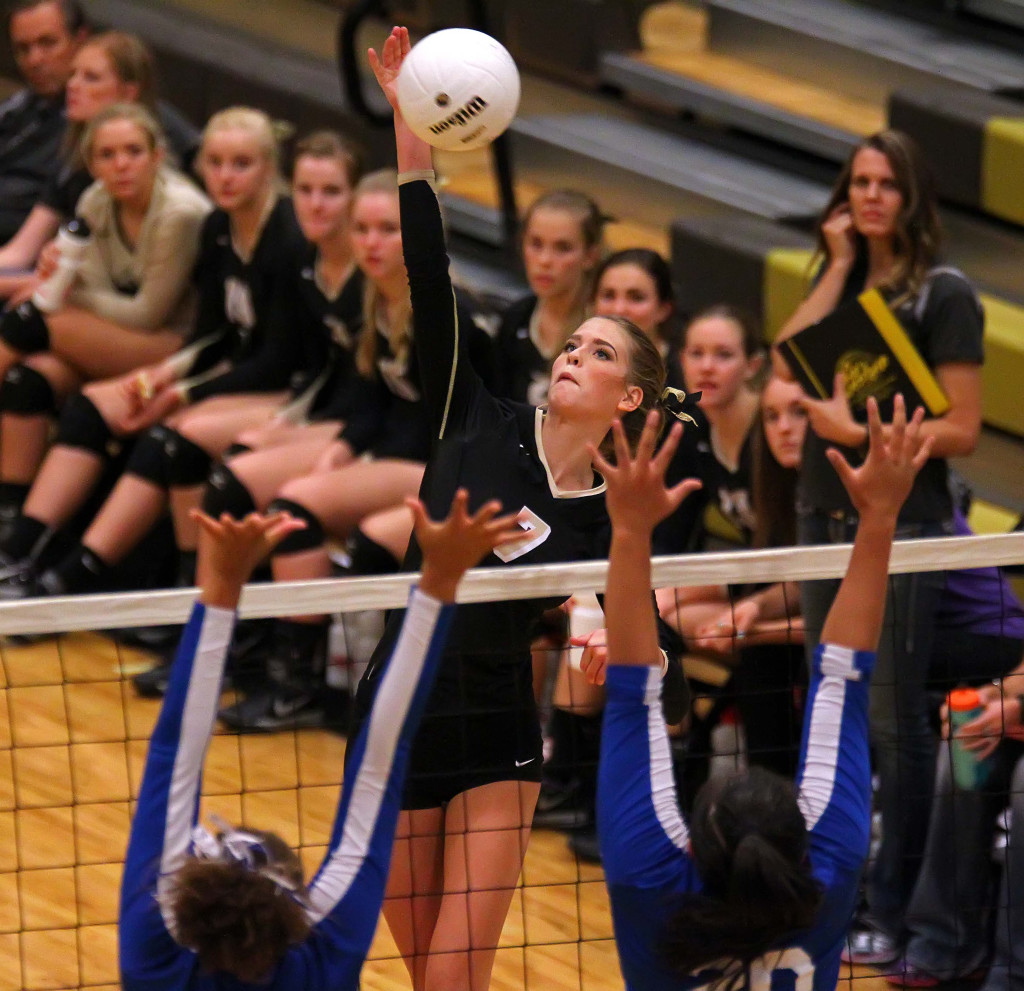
left=119, top=512, right=304, bottom=970
left=303, top=491, right=520, bottom=962
left=370, top=26, right=498, bottom=440
left=591, top=415, right=704, bottom=885
left=797, top=396, right=931, bottom=859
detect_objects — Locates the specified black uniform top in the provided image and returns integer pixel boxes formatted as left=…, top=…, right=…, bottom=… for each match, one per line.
left=362, top=285, right=494, bottom=463
left=356, top=178, right=617, bottom=713
left=39, top=101, right=201, bottom=222
left=655, top=410, right=754, bottom=554
left=0, top=88, right=65, bottom=242
left=797, top=266, right=984, bottom=523
left=492, top=293, right=556, bottom=405
left=178, top=197, right=310, bottom=402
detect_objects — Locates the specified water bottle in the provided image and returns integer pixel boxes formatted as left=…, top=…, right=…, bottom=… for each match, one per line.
left=948, top=687, right=993, bottom=790
left=32, top=217, right=91, bottom=313
left=567, top=592, right=605, bottom=672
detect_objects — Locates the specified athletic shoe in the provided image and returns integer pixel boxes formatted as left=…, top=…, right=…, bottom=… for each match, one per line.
left=218, top=687, right=327, bottom=733
left=532, top=777, right=594, bottom=831
left=568, top=828, right=602, bottom=864
left=0, top=559, right=42, bottom=599
left=841, top=927, right=901, bottom=966
left=132, top=662, right=173, bottom=699
left=886, top=958, right=986, bottom=987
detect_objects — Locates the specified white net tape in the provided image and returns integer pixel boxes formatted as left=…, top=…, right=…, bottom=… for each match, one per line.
left=1, top=531, right=1022, bottom=636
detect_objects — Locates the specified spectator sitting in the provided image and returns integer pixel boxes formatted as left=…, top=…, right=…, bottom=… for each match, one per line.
left=492, top=188, right=605, bottom=405
left=0, top=29, right=199, bottom=301
left=891, top=656, right=1024, bottom=990
left=0, top=106, right=304, bottom=598
left=0, top=102, right=210, bottom=533
left=0, top=0, right=89, bottom=243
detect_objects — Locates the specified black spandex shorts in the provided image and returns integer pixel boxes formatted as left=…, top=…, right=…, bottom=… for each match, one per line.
left=399, top=697, right=544, bottom=809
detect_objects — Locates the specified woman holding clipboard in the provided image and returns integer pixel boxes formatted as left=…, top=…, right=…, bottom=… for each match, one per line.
left=772, top=129, right=984, bottom=968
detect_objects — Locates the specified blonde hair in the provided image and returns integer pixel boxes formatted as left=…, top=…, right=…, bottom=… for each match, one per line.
left=200, top=107, right=283, bottom=178
left=81, top=102, right=165, bottom=163
left=352, top=169, right=412, bottom=380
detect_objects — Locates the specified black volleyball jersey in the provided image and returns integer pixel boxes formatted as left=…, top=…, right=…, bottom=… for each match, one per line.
left=181, top=197, right=309, bottom=402
left=359, top=179, right=612, bottom=706
left=492, top=293, right=555, bottom=405
left=364, top=287, right=494, bottom=463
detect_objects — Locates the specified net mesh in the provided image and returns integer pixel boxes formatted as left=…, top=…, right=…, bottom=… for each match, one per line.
left=1, top=530, right=1022, bottom=990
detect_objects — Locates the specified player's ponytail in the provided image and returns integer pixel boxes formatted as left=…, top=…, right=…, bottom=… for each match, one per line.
left=662, top=767, right=822, bottom=988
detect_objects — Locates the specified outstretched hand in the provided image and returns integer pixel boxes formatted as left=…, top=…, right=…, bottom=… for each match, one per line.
left=193, top=510, right=307, bottom=609
left=825, top=394, right=932, bottom=520
left=410, top=489, right=523, bottom=602
left=588, top=412, right=701, bottom=537
left=368, top=26, right=411, bottom=114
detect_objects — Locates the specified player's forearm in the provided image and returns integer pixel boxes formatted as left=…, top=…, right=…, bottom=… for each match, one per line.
left=606, top=530, right=662, bottom=667
left=821, top=514, right=896, bottom=651
left=394, top=113, right=433, bottom=174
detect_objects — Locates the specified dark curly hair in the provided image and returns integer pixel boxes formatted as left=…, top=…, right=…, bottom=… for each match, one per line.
left=662, top=767, right=822, bottom=989
left=170, top=831, right=310, bottom=981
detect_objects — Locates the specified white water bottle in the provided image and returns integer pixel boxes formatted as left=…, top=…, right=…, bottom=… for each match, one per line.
left=33, top=217, right=91, bottom=313
left=567, top=592, right=605, bottom=671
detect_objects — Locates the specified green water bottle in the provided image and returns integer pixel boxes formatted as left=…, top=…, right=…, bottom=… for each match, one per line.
left=948, top=688, right=992, bottom=790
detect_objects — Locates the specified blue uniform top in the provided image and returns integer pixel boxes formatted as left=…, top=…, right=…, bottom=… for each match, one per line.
left=599, top=642, right=875, bottom=991
left=119, top=587, right=454, bottom=989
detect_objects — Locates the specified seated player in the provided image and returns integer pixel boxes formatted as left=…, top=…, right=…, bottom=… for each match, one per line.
left=590, top=395, right=931, bottom=990
left=118, top=491, right=520, bottom=988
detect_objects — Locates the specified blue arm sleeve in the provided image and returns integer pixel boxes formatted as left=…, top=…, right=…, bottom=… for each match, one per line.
left=797, top=643, right=875, bottom=872
left=118, top=602, right=235, bottom=982
left=300, top=587, right=455, bottom=973
left=598, top=664, right=695, bottom=891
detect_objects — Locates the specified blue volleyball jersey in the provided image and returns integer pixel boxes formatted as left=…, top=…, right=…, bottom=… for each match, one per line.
left=119, top=588, right=454, bottom=990
left=599, top=642, right=875, bottom=991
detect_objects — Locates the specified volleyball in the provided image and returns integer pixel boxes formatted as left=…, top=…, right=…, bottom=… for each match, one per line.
left=397, top=28, right=521, bottom=152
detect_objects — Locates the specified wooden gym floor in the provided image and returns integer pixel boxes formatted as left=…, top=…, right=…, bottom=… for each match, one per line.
left=1, top=629, right=891, bottom=991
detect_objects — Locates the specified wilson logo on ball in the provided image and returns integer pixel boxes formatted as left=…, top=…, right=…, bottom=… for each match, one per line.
left=428, top=96, right=489, bottom=136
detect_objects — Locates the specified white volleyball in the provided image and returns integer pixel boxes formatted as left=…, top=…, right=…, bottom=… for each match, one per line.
left=397, top=28, right=521, bottom=152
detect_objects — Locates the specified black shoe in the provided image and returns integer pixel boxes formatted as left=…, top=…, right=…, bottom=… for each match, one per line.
left=132, top=662, right=171, bottom=698
left=0, top=562, right=50, bottom=602
left=532, top=777, right=594, bottom=831
left=218, top=686, right=327, bottom=733
left=0, top=550, right=34, bottom=587
left=567, top=828, right=601, bottom=864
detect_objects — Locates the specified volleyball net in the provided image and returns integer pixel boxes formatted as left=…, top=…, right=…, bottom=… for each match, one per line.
left=2, top=529, right=1023, bottom=990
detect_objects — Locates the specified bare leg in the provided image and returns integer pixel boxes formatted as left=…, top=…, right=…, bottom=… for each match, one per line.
left=79, top=475, right=167, bottom=564
left=424, top=780, right=540, bottom=991
left=45, top=308, right=181, bottom=379
left=21, top=447, right=106, bottom=528
left=172, top=393, right=286, bottom=456
left=383, top=807, right=446, bottom=991
left=358, top=504, right=414, bottom=562
left=271, top=459, right=425, bottom=622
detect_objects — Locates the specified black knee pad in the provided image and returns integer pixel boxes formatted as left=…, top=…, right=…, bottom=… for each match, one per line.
left=201, top=464, right=256, bottom=520
left=0, top=301, right=49, bottom=354
left=55, top=393, right=112, bottom=455
left=222, top=442, right=253, bottom=460
left=127, top=425, right=212, bottom=488
left=349, top=527, right=400, bottom=575
left=266, top=497, right=326, bottom=554
left=0, top=364, right=55, bottom=415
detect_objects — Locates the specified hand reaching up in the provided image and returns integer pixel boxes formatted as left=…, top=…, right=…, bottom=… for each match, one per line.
left=368, top=26, right=411, bottom=114
left=825, top=394, right=933, bottom=522
left=588, top=411, right=702, bottom=538
left=410, top=489, right=523, bottom=602
left=193, top=510, right=306, bottom=610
